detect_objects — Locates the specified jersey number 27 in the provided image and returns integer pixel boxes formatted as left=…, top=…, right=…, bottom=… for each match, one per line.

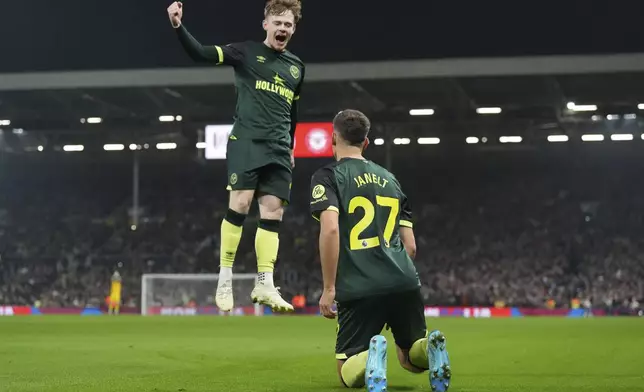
left=348, top=196, right=399, bottom=251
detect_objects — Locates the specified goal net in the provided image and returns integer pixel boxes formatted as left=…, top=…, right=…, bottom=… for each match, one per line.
left=141, top=273, right=262, bottom=316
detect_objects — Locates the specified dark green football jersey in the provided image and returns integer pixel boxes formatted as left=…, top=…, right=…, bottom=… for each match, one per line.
left=217, top=41, right=304, bottom=145
left=310, top=158, right=420, bottom=302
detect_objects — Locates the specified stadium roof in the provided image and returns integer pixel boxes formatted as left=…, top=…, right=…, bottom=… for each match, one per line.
left=4, top=0, right=644, bottom=73
left=4, top=52, right=644, bottom=90
left=1, top=53, right=644, bottom=133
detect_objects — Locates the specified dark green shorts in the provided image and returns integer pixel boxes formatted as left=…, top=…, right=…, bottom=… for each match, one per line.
left=226, top=139, right=292, bottom=203
left=335, top=289, right=427, bottom=360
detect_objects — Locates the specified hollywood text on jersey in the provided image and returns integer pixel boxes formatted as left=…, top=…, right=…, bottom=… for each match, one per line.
left=255, top=79, right=295, bottom=105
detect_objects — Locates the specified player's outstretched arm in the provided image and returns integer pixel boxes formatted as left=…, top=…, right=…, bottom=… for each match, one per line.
left=167, top=2, right=242, bottom=65
left=175, top=25, right=222, bottom=63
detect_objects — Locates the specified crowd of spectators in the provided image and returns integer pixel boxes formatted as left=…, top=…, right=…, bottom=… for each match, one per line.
left=1, top=152, right=642, bottom=314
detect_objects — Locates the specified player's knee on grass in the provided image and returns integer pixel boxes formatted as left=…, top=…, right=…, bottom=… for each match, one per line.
left=229, top=190, right=254, bottom=214
left=257, top=193, right=284, bottom=221
left=337, top=351, right=369, bottom=388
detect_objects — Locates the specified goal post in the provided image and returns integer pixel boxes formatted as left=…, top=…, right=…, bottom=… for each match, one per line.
left=141, top=273, right=262, bottom=316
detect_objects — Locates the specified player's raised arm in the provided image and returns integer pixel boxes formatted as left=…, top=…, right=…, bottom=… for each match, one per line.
left=399, top=192, right=417, bottom=260
left=168, top=2, right=244, bottom=65
left=310, top=167, right=340, bottom=319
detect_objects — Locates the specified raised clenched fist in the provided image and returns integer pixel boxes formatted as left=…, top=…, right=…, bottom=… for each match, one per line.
left=167, top=2, right=183, bottom=28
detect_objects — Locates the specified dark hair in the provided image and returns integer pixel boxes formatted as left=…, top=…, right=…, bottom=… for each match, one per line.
left=333, top=109, right=371, bottom=147
left=265, top=0, right=302, bottom=24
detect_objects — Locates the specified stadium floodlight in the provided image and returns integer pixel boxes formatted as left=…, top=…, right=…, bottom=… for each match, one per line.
left=638, top=104, right=644, bottom=110
left=624, top=114, right=637, bottom=120
left=159, top=115, right=175, bottom=122
left=141, top=273, right=261, bottom=316
left=103, top=144, right=125, bottom=151
left=547, top=135, right=569, bottom=143
left=417, top=137, right=440, bottom=145
left=466, top=137, right=479, bottom=144
left=499, top=136, right=522, bottom=143
left=393, top=138, right=411, bottom=145
left=374, top=138, right=385, bottom=145
left=86, top=117, right=103, bottom=124
left=63, top=144, right=84, bottom=152
left=581, top=134, right=604, bottom=142
left=175, top=115, right=183, bottom=122
left=0, top=119, right=10, bottom=126
left=611, top=134, right=633, bottom=141
left=409, top=108, right=435, bottom=116
left=196, top=142, right=207, bottom=149
left=37, top=145, right=44, bottom=152
left=129, top=143, right=138, bottom=151
left=476, top=107, right=502, bottom=114
left=568, top=102, right=597, bottom=112
left=156, top=142, right=177, bottom=150
left=606, top=114, right=620, bottom=121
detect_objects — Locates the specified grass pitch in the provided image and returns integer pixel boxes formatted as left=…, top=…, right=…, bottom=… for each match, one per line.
left=0, top=316, right=642, bottom=392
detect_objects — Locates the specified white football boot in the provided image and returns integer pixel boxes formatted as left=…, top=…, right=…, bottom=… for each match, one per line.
left=250, top=284, right=294, bottom=312
left=215, top=279, right=234, bottom=312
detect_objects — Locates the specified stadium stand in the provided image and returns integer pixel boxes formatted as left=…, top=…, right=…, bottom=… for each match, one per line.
left=1, top=149, right=642, bottom=315
left=1, top=44, right=644, bottom=316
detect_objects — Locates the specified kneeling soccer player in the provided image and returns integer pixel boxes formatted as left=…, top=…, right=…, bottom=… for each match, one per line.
left=310, top=110, right=452, bottom=391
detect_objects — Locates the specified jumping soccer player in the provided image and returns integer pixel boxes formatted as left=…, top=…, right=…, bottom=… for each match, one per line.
left=167, top=0, right=305, bottom=312
left=310, top=110, right=452, bottom=392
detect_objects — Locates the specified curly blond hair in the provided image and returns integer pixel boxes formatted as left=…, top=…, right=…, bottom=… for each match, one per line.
left=265, top=0, right=302, bottom=24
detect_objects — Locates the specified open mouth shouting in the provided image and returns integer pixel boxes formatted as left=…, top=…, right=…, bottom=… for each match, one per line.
left=274, top=32, right=288, bottom=49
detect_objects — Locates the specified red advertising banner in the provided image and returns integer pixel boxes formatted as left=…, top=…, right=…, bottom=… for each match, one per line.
left=205, top=122, right=333, bottom=159
left=293, top=122, right=333, bottom=158
left=205, top=122, right=334, bottom=159
left=0, top=306, right=32, bottom=316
